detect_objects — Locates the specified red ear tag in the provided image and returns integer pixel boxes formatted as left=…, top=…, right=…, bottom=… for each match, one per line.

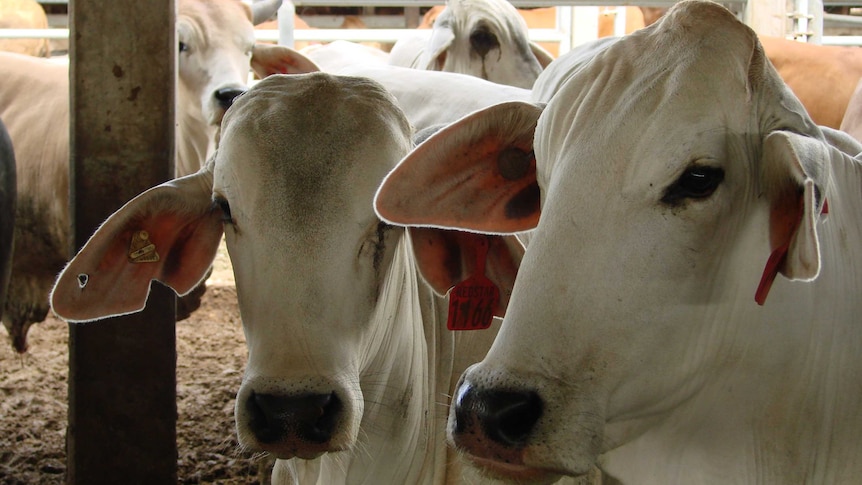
left=754, top=241, right=789, bottom=306
left=447, top=237, right=500, bottom=331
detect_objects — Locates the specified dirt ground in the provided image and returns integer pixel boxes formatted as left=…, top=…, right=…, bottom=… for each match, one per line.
left=0, top=242, right=272, bottom=484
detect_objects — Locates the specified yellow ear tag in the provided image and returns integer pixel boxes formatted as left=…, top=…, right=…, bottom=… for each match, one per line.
left=128, top=230, right=160, bottom=263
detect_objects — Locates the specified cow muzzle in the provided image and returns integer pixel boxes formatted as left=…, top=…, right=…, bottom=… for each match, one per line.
left=243, top=391, right=344, bottom=459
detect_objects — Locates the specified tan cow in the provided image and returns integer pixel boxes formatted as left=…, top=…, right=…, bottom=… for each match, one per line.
left=0, top=0, right=50, bottom=57
left=0, top=0, right=301, bottom=353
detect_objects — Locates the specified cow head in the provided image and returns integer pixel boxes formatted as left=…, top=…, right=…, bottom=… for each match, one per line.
left=376, top=1, right=841, bottom=481
left=175, top=0, right=301, bottom=177
left=51, top=73, right=523, bottom=470
left=418, top=0, right=552, bottom=89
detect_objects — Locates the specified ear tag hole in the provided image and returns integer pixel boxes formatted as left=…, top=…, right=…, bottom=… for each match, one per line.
left=446, top=236, right=500, bottom=331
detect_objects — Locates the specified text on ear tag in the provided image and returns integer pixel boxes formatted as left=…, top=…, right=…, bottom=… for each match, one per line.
left=447, top=236, right=499, bottom=331
left=128, top=230, right=160, bottom=263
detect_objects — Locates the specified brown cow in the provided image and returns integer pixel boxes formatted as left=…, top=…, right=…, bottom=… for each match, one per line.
left=759, top=36, right=862, bottom=129
left=0, top=0, right=50, bottom=57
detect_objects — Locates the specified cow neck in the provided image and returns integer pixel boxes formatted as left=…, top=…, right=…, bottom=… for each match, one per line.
left=312, top=234, right=445, bottom=484
left=175, top=94, right=213, bottom=177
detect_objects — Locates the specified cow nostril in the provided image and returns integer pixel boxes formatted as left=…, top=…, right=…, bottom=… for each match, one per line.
left=307, top=392, right=341, bottom=443
left=214, top=87, right=246, bottom=109
left=482, top=389, right=543, bottom=447
left=455, top=385, right=542, bottom=448
left=246, top=391, right=342, bottom=445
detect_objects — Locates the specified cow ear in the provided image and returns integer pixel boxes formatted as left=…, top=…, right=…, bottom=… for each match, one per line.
left=409, top=229, right=524, bottom=316
left=530, top=41, right=555, bottom=68
left=375, top=100, right=543, bottom=234
left=50, top=171, right=224, bottom=323
left=251, top=43, right=320, bottom=78
left=422, top=22, right=454, bottom=70
left=761, top=131, right=829, bottom=282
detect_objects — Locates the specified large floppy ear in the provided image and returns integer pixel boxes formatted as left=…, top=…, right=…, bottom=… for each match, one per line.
left=409, top=229, right=524, bottom=316
left=756, top=131, right=829, bottom=304
left=50, top=171, right=224, bottom=322
left=530, top=41, right=555, bottom=68
left=420, top=17, right=455, bottom=71
left=375, top=100, right=543, bottom=234
left=251, top=43, right=320, bottom=78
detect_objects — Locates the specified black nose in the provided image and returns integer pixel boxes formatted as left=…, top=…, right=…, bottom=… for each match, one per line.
left=214, top=87, right=246, bottom=109
left=247, top=392, right=341, bottom=444
left=454, top=384, right=542, bottom=448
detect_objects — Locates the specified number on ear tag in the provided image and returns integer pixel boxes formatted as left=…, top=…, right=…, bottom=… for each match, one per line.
left=447, top=236, right=499, bottom=331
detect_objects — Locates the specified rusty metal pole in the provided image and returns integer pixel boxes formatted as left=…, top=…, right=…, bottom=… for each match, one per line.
left=67, top=0, right=177, bottom=483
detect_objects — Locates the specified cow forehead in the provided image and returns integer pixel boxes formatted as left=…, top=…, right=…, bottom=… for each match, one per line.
left=215, top=73, right=412, bottom=226
left=535, top=1, right=767, bottom=187
left=178, top=0, right=253, bottom=43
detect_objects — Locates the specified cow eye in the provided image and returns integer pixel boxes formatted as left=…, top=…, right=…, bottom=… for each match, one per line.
left=661, top=165, right=725, bottom=205
left=178, top=41, right=189, bottom=53
left=213, top=196, right=234, bottom=225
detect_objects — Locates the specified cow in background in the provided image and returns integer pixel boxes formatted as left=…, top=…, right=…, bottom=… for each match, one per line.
left=376, top=1, right=862, bottom=482
left=0, top=0, right=300, bottom=353
left=50, top=73, right=527, bottom=484
left=418, top=4, right=645, bottom=57
left=0, top=0, right=50, bottom=57
left=300, top=40, right=531, bottom=131
left=388, top=0, right=553, bottom=89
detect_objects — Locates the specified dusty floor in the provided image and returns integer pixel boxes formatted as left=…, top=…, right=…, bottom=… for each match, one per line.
left=0, top=243, right=272, bottom=484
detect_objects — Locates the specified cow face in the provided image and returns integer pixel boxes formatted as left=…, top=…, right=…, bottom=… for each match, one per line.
left=212, top=74, right=413, bottom=459
left=376, top=1, right=832, bottom=481
left=174, top=0, right=289, bottom=177
left=421, top=0, right=547, bottom=89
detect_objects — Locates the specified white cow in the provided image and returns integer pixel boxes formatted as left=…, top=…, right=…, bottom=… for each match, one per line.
left=0, top=0, right=299, bottom=352
left=301, top=41, right=533, bottom=133
left=375, top=1, right=862, bottom=483
left=387, top=0, right=553, bottom=89
left=50, top=73, right=524, bottom=484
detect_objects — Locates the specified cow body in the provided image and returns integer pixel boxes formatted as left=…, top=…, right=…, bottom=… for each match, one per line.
left=51, top=73, right=525, bottom=483
left=375, top=1, right=862, bottom=483
left=0, top=118, right=16, bottom=343
left=303, top=41, right=532, bottom=132
left=759, top=35, right=862, bottom=129
left=0, top=0, right=290, bottom=352
left=0, top=0, right=50, bottom=57
left=388, top=0, right=552, bottom=89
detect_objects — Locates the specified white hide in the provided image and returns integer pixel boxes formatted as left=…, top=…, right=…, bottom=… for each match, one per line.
left=303, top=41, right=532, bottom=133
left=51, top=73, right=525, bottom=484
left=387, top=0, right=551, bottom=89
left=375, top=1, right=862, bottom=483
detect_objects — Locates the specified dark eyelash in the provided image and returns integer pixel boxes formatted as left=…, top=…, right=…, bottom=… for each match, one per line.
left=661, top=166, right=725, bottom=206
left=213, top=197, right=234, bottom=224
